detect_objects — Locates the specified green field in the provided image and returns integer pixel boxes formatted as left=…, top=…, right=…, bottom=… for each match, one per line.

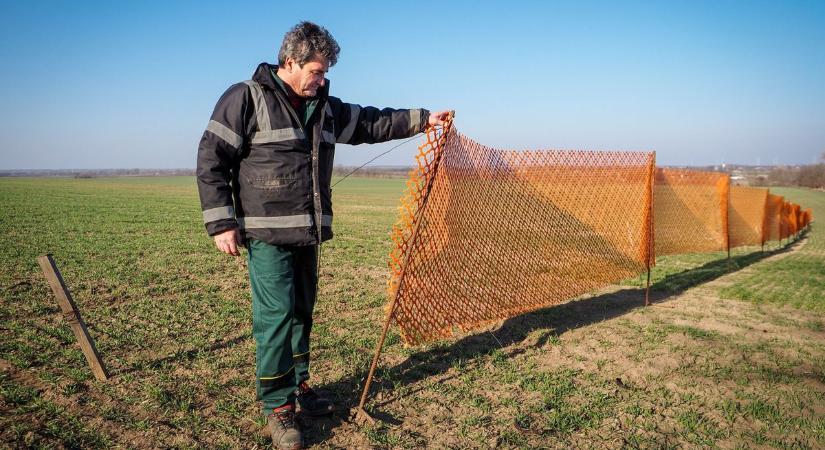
left=1, top=176, right=824, bottom=449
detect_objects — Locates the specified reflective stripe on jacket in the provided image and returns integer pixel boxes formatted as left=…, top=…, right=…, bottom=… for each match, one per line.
left=196, top=62, right=429, bottom=246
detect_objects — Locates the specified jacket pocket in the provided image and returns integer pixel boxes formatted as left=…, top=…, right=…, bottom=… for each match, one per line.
left=248, top=176, right=297, bottom=191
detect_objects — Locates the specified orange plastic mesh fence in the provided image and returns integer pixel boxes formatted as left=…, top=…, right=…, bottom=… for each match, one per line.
left=803, top=208, right=813, bottom=228
left=790, top=204, right=801, bottom=235
left=780, top=202, right=802, bottom=239
left=387, top=124, right=655, bottom=345
left=780, top=202, right=791, bottom=240
left=728, top=185, right=768, bottom=247
left=382, top=126, right=813, bottom=346
left=653, top=168, right=729, bottom=255
left=764, top=194, right=784, bottom=242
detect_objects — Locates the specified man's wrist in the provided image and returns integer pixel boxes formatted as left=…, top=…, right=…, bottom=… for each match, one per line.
left=208, top=224, right=238, bottom=236
left=421, top=110, right=431, bottom=131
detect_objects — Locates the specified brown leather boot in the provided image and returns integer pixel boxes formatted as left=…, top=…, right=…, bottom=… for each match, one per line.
left=267, top=403, right=303, bottom=449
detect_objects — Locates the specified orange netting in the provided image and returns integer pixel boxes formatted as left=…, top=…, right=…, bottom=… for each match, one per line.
left=380, top=125, right=813, bottom=347
left=764, top=194, right=784, bottom=242
left=728, top=185, right=768, bottom=247
left=802, top=208, right=813, bottom=228
left=780, top=201, right=803, bottom=239
left=386, top=124, right=654, bottom=345
left=790, top=203, right=801, bottom=235
left=653, top=168, right=729, bottom=255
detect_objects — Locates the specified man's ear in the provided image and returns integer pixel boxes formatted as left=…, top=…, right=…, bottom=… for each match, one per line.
left=285, top=57, right=297, bottom=73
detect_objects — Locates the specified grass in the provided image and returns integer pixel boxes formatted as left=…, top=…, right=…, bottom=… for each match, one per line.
left=1, top=176, right=824, bottom=448
left=717, top=187, right=825, bottom=310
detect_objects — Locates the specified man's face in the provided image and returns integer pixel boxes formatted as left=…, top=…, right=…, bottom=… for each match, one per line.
left=284, top=55, right=329, bottom=97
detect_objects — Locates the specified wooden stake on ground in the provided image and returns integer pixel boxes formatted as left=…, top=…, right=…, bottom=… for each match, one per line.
left=37, top=254, right=109, bottom=381
left=644, top=268, right=651, bottom=307
left=354, top=301, right=397, bottom=425
left=356, top=115, right=454, bottom=425
left=644, top=153, right=654, bottom=307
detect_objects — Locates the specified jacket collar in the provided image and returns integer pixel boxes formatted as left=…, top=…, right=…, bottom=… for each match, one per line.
left=252, top=62, right=330, bottom=99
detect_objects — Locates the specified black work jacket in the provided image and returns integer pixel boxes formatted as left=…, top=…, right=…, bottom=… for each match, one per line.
left=196, top=63, right=429, bottom=246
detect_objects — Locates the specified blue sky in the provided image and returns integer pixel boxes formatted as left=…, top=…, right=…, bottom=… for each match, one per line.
left=1, top=0, right=823, bottom=169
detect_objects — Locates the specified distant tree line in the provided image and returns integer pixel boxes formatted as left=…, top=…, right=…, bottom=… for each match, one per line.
left=2, top=166, right=413, bottom=178
left=332, top=166, right=411, bottom=178
left=752, top=154, right=825, bottom=189
left=0, top=168, right=195, bottom=177
left=6, top=158, right=823, bottom=189
left=753, top=165, right=823, bottom=188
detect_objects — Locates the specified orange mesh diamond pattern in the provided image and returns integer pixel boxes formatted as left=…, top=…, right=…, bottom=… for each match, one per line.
left=387, top=124, right=654, bottom=345
left=764, top=194, right=784, bottom=242
left=653, top=168, right=729, bottom=255
left=383, top=125, right=811, bottom=347
left=729, top=186, right=769, bottom=248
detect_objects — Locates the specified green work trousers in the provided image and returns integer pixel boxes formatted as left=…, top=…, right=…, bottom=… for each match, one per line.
left=247, top=239, right=317, bottom=415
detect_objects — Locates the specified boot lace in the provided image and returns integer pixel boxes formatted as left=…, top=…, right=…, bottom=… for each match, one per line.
left=272, top=407, right=296, bottom=429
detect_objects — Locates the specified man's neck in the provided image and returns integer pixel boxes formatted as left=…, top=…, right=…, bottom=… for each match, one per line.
left=275, top=68, right=301, bottom=99
left=272, top=67, right=306, bottom=115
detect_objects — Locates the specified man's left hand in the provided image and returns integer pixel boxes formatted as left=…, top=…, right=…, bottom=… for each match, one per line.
left=428, top=110, right=453, bottom=127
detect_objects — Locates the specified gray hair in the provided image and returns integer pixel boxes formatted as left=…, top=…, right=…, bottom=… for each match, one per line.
left=278, top=21, right=340, bottom=67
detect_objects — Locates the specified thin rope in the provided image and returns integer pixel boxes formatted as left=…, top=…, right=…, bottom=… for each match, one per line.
left=487, top=331, right=504, bottom=349
left=331, top=135, right=419, bottom=187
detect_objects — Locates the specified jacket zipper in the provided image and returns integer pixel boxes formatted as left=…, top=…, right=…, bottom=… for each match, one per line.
left=271, top=87, right=325, bottom=243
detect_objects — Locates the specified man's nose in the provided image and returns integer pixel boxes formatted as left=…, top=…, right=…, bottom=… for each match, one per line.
left=319, top=78, right=326, bottom=87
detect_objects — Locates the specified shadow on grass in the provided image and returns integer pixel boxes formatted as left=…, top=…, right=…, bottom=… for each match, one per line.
left=649, top=233, right=805, bottom=296
left=303, top=232, right=810, bottom=443
left=114, top=332, right=250, bottom=376
left=118, top=231, right=809, bottom=444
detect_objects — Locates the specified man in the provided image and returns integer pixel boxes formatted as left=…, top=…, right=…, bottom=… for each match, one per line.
left=196, top=21, right=449, bottom=449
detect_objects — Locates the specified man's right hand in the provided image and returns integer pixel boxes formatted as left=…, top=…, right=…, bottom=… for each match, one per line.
left=214, top=228, right=242, bottom=256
